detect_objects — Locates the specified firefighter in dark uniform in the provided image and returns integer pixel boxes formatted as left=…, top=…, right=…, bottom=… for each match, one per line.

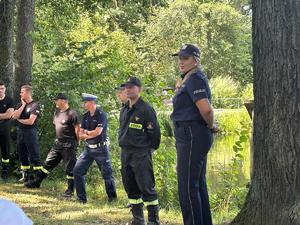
left=0, top=81, right=14, bottom=181
left=12, top=85, right=42, bottom=184
left=119, top=77, right=161, bottom=225
left=171, top=44, right=218, bottom=225
left=73, top=93, right=117, bottom=203
left=25, top=93, right=80, bottom=197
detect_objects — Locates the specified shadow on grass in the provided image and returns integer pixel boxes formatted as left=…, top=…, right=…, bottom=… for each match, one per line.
left=0, top=179, right=182, bottom=225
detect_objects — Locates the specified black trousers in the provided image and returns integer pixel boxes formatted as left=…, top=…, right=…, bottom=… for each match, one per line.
left=17, top=127, right=41, bottom=170
left=0, top=130, right=10, bottom=161
left=121, top=149, right=158, bottom=206
left=43, top=139, right=77, bottom=177
left=174, top=121, right=213, bottom=225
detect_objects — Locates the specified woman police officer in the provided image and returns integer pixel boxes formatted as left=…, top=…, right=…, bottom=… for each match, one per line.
left=171, top=44, right=217, bottom=225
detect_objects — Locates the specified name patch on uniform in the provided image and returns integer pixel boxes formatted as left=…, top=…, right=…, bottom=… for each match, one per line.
left=129, top=123, right=142, bottom=130
left=193, top=89, right=206, bottom=94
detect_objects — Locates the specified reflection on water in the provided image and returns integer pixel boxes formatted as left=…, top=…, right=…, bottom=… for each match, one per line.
left=207, top=135, right=251, bottom=191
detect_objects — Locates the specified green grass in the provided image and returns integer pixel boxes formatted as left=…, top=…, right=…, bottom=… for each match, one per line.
left=0, top=178, right=183, bottom=225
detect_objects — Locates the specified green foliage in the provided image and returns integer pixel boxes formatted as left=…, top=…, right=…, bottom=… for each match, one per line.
left=210, top=120, right=250, bottom=222
left=153, top=136, right=179, bottom=209
left=241, top=83, right=253, bottom=102
left=210, top=76, right=241, bottom=108
left=139, top=0, right=252, bottom=86
left=215, top=109, right=251, bottom=135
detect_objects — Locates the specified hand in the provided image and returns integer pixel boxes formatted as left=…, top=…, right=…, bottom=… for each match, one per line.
left=21, top=98, right=26, bottom=105
left=208, top=122, right=219, bottom=133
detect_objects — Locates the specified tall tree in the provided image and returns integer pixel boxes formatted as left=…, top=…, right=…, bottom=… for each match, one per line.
left=14, top=0, right=34, bottom=101
left=231, top=1, right=300, bottom=225
left=0, top=0, right=15, bottom=95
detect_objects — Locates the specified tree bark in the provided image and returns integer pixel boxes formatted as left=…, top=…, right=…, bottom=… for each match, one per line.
left=14, top=0, right=34, bottom=102
left=0, top=0, right=15, bottom=96
left=230, top=1, right=300, bottom=225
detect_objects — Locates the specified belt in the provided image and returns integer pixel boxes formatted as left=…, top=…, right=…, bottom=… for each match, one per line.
left=86, top=142, right=107, bottom=149
left=174, top=120, right=205, bottom=127
left=55, top=138, right=76, bottom=143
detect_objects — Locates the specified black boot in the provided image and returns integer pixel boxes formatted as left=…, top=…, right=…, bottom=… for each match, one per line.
left=62, top=179, right=74, bottom=198
left=1, top=163, right=9, bottom=181
left=25, top=170, right=47, bottom=188
left=130, top=203, right=145, bottom=225
left=147, top=205, right=160, bottom=225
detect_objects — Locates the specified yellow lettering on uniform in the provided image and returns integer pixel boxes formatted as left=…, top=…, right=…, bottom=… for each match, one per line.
left=129, top=123, right=143, bottom=130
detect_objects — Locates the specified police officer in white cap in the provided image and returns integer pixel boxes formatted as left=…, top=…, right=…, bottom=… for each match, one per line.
left=73, top=93, right=117, bottom=203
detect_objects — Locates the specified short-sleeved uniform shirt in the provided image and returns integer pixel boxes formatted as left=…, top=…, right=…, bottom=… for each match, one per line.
left=53, top=108, right=80, bottom=140
left=17, top=101, right=40, bottom=129
left=0, top=95, right=13, bottom=132
left=171, top=69, right=211, bottom=125
left=81, top=107, right=107, bottom=145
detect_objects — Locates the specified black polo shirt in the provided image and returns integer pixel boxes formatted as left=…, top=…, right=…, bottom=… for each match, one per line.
left=81, top=107, right=107, bottom=145
left=0, top=95, right=13, bottom=131
left=53, top=108, right=80, bottom=140
left=171, top=69, right=211, bottom=124
left=17, top=101, right=40, bottom=129
left=118, top=97, right=161, bottom=150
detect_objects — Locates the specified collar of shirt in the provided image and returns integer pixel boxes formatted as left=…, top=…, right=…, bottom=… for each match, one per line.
left=125, top=97, right=143, bottom=110
left=87, top=107, right=101, bottom=118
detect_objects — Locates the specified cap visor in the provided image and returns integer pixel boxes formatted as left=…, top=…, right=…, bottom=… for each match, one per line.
left=124, top=82, right=135, bottom=87
left=178, top=51, right=193, bottom=58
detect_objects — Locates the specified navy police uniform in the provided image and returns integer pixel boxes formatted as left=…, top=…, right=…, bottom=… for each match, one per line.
left=73, top=94, right=116, bottom=203
left=0, top=95, right=13, bottom=179
left=16, top=101, right=42, bottom=177
left=171, top=44, right=213, bottom=225
left=119, top=77, right=161, bottom=225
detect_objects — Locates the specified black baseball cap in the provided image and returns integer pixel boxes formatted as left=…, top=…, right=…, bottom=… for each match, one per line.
left=125, top=77, right=142, bottom=87
left=53, top=93, right=68, bottom=100
left=115, top=83, right=125, bottom=90
left=172, top=44, right=201, bottom=59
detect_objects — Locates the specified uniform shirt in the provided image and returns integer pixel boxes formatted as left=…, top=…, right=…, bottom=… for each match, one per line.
left=53, top=108, right=80, bottom=140
left=118, top=97, right=161, bottom=150
left=0, top=95, right=13, bottom=131
left=81, top=107, right=107, bottom=145
left=17, top=101, right=40, bottom=129
left=171, top=69, right=211, bottom=124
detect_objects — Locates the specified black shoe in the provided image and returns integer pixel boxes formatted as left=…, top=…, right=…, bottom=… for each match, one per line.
left=62, top=190, right=73, bottom=198
left=77, top=198, right=87, bottom=204
left=24, top=180, right=41, bottom=188
left=108, top=196, right=117, bottom=203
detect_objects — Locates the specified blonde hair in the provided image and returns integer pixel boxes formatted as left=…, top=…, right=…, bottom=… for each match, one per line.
left=21, top=85, right=33, bottom=95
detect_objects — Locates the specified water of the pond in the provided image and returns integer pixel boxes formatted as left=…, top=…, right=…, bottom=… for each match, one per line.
left=207, top=134, right=251, bottom=191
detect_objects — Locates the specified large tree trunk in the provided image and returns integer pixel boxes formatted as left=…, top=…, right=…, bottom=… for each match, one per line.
left=14, top=0, right=34, bottom=102
left=231, top=1, right=300, bottom=225
left=0, top=0, right=15, bottom=96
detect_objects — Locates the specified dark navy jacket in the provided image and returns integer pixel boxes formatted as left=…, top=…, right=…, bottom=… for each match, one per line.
left=171, top=69, right=211, bottom=125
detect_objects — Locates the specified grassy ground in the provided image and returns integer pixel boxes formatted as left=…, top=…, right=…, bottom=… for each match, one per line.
left=0, top=178, right=183, bottom=225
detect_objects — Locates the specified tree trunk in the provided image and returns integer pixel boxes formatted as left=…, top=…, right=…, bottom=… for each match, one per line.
left=230, top=1, right=300, bottom=225
left=14, top=0, right=34, bottom=102
left=0, top=0, right=15, bottom=96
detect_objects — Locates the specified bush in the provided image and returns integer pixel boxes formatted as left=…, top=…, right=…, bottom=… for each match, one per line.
left=241, top=83, right=254, bottom=102
left=210, top=76, right=241, bottom=108
left=215, top=108, right=251, bottom=135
